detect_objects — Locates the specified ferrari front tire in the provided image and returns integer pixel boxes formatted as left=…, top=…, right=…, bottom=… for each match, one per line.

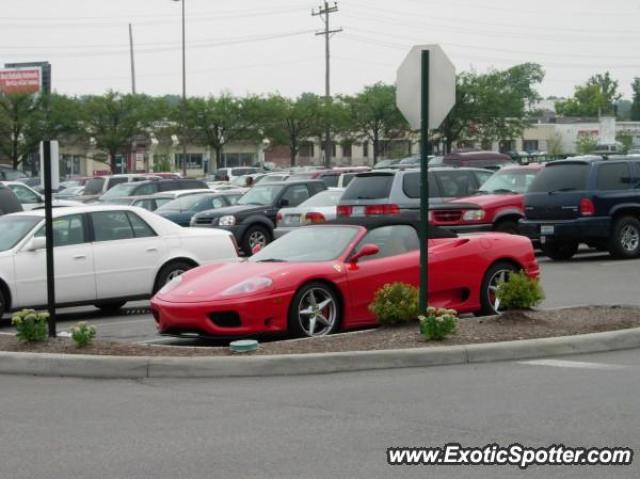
left=289, top=282, right=340, bottom=337
left=480, top=261, right=519, bottom=316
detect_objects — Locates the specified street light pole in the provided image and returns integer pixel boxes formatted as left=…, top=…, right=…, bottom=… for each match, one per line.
left=173, top=0, right=187, bottom=177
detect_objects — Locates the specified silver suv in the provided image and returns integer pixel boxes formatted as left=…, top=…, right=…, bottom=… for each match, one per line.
left=337, top=167, right=492, bottom=217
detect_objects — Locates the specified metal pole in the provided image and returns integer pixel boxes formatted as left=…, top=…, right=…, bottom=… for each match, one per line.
left=419, top=50, right=430, bottom=314
left=129, top=23, right=136, bottom=94
left=323, top=1, right=331, bottom=168
left=181, top=0, right=187, bottom=176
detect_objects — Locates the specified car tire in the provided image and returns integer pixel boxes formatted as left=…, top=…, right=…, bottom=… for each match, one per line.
left=0, top=287, right=6, bottom=319
left=288, top=282, right=340, bottom=337
left=95, top=301, right=126, bottom=314
left=540, top=240, right=579, bottom=261
left=609, top=216, right=640, bottom=259
left=153, top=260, right=195, bottom=294
left=479, top=261, right=519, bottom=316
left=241, top=225, right=271, bottom=255
left=494, top=220, right=519, bottom=234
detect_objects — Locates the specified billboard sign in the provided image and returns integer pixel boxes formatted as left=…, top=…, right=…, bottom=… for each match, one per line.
left=0, top=67, right=42, bottom=95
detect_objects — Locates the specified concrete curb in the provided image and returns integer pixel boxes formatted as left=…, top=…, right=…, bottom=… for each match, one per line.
left=1, top=327, right=640, bottom=379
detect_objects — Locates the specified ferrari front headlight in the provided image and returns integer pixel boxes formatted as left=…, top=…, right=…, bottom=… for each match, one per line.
left=220, top=276, right=273, bottom=297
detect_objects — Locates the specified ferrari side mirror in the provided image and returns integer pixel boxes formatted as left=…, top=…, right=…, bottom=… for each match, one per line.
left=350, top=243, right=379, bottom=263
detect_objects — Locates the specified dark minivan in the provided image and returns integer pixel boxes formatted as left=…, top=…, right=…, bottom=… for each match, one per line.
left=520, top=156, right=640, bottom=260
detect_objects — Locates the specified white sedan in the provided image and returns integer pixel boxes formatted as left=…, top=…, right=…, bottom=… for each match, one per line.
left=0, top=205, right=239, bottom=316
left=2, top=181, right=82, bottom=210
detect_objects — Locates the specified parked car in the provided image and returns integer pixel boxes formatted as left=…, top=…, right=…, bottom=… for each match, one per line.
left=337, top=167, right=493, bottom=217
left=191, top=180, right=327, bottom=254
left=0, top=183, right=22, bottom=216
left=0, top=165, right=27, bottom=181
left=211, top=167, right=260, bottom=182
left=520, top=156, right=640, bottom=260
left=104, top=190, right=211, bottom=212
left=98, top=178, right=208, bottom=202
left=79, top=174, right=159, bottom=203
left=151, top=215, right=539, bottom=338
left=442, top=150, right=515, bottom=170
left=373, top=159, right=400, bottom=169
left=255, top=172, right=292, bottom=184
left=274, top=188, right=344, bottom=238
left=54, top=186, right=85, bottom=200
left=155, top=191, right=244, bottom=227
left=0, top=206, right=238, bottom=317
left=429, top=164, right=544, bottom=234
left=287, top=167, right=370, bottom=188
left=1, top=181, right=83, bottom=210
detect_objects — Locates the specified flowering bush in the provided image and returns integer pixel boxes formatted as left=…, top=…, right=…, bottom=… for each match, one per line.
left=369, top=283, right=419, bottom=325
left=419, top=307, right=458, bottom=341
left=496, top=271, right=544, bottom=311
left=70, top=322, right=96, bottom=348
left=11, top=309, right=48, bottom=343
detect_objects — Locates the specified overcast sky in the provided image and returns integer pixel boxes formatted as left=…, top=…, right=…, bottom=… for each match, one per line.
left=1, top=0, right=638, bottom=100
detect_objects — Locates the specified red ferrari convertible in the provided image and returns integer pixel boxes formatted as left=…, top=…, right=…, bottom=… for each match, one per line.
left=151, top=216, right=539, bottom=338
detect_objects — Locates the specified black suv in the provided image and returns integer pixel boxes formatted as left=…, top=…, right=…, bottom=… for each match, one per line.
left=98, top=178, right=208, bottom=202
left=520, top=156, right=640, bottom=260
left=191, top=180, right=327, bottom=254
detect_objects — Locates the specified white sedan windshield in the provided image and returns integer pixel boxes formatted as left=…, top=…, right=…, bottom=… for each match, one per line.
left=0, top=216, right=41, bottom=252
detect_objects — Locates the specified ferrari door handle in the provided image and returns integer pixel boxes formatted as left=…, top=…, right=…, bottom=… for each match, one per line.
left=72, top=255, right=87, bottom=260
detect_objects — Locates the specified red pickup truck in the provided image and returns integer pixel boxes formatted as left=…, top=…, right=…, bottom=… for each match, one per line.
left=429, top=164, right=544, bottom=234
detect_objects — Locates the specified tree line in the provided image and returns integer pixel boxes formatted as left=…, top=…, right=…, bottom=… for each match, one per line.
left=1, top=63, right=638, bottom=173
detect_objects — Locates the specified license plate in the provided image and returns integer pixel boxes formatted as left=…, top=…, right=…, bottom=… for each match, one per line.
left=540, top=236, right=546, bottom=244
left=540, top=225, right=554, bottom=235
left=352, top=206, right=365, bottom=217
left=285, top=214, right=300, bottom=225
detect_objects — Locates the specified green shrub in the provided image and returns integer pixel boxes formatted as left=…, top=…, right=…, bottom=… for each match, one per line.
left=70, top=322, right=96, bottom=348
left=368, top=283, right=419, bottom=325
left=419, top=307, right=458, bottom=340
left=11, top=309, right=48, bottom=343
left=496, top=271, right=544, bottom=311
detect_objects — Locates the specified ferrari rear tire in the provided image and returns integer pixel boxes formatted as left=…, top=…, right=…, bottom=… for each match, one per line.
left=289, top=282, right=340, bottom=337
left=480, top=261, right=519, bottom=316
left=540, top=240, right=579, bottom=261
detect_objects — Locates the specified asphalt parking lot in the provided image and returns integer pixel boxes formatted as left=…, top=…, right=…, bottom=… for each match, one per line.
left=1, top=248, right=639, bottom=345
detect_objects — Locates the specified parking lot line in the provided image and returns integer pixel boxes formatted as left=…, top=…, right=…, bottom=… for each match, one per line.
left=518, top=359, right=630, bottom=370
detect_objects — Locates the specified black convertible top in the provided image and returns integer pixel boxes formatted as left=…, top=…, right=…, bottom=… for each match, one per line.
left=326, top=213, right=457, bottom=239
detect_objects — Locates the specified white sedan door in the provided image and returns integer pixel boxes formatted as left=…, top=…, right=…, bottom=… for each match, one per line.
left=89, top=210, right=166, bottom=298
left=13, top=214, right=97, bottom=307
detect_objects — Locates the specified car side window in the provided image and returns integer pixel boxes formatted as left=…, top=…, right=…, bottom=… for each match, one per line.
left=596, top=163, right=631, bottom=190
left=133, top=199, right=153, bottom=210
left=10, top=184, right=41, bottom=204
left=475, top=171, right=493, bottom=186
left=354, top=225, right=419, bottom=261
left=91, top=211, right=135, bottom=242
left=282, top=185, right=310, bottom=206
left=35, top=214, right=86, bottom=247
left=133, top=183, right=157, bottom=196
left=126, top=212, right=156, bottom=238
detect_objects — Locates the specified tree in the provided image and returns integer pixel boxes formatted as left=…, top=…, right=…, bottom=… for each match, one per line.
left=342, top=83, right=409, bottom=163
left=439, top=63, right=544, bottom=151
left=555, top=72, right=622, bottom=117
left=631, top=78, right=640, bottom=121
left=547, top=132, right=563, bottom=157
left=262, top=93, right=323, bottom=166
left=0, top=93, right=39, bottom=168
left=616, top=131, right=633, bottom=153
left=183, top=94, right=264, bottom=170
left=576, top=135, right=597, bottom=155
left=80, top=91, right=163, bottom=172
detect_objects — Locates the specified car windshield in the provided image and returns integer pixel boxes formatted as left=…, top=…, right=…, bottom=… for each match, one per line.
left=237, top=184, right=284, bottom=206
left=478, top=169, right=540, bottom=194
left=299, top=189, right=343, bottom=207
left=156, top=193, right=213, bottom=212
left=250, top=226, right=359, bottom=262
left=100, top=182, right=138, bottom=199
left=0, top=215, right=41, bottom=252
left=83, top=177, right=105, bottom=195
left=230, top=176, right=248, bottom=187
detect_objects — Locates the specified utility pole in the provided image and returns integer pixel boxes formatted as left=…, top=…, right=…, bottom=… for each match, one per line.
left=312, top=1, right=341, bottom=168
left=129, top=23, right=136, bottom=94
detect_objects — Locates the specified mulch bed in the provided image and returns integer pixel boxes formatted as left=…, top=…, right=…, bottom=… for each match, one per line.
left=1, top=306, right=639, bottom=357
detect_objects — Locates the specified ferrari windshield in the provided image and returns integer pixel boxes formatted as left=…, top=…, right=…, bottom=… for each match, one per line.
left=250, top=226, right=359, bottom=262
left=0, top=215, right=41, bottom=252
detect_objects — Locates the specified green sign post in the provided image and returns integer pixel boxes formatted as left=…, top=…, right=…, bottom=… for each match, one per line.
left=396, top=45, right=455, bottom=312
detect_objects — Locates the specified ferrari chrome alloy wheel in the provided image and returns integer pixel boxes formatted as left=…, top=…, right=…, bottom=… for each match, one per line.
left=620, top=225, right=639, bottom=252
left=487, top=269, right=512, bottom=313
left=297, top=287, right=337, bottom=337
left=248, top=231, right=268, bottom=249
